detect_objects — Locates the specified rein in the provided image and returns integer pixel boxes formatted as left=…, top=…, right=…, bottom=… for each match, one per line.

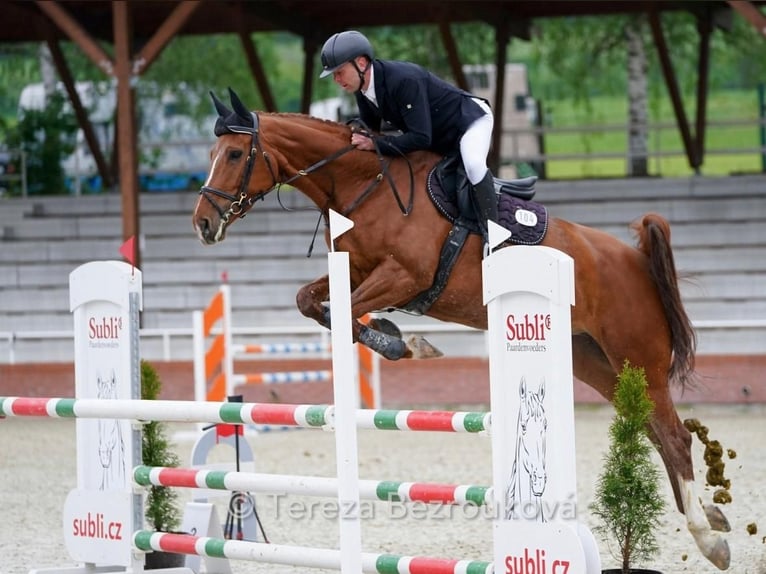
left=344, top=121, right=414, bottom=217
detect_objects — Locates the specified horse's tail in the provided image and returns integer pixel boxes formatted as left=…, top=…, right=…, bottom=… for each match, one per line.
left=631, top=212, right=697, bottom=388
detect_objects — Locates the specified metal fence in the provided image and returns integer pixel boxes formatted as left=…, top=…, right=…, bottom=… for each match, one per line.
left=502, top=116, right=766, bottom=176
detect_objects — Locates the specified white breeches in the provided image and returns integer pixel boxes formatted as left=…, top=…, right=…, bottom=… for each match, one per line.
left=459, top=98, right=494, bottom=184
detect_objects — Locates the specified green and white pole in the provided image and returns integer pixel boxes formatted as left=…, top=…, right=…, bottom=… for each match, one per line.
left=133, top=465, right=492, bottom=507
left=133, top=531, right=493, bottom=574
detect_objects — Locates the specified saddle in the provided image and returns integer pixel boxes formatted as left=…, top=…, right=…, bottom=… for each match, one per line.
left=401, top=156, right=548, bottom=315
left=427, top=155, right=546, bottom=242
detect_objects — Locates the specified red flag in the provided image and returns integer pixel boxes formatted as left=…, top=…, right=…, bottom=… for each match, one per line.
left=215, top=423, right=243, bottom=439
left=119, top=235, right=137, bottom=267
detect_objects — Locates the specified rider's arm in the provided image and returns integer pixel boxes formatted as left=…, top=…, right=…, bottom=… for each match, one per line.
left=374, top=77, right=432, bottom=156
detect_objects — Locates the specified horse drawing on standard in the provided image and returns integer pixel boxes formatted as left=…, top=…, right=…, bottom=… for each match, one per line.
left=505, top=378, right=547, bottom=523
left=192, top=89, right=731, bottom=570
left=96, top=370, right=126, bottom=490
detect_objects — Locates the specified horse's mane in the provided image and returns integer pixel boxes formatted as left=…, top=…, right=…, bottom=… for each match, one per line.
left=262, top=111, right=352, bottom=139
left=259, top=111, right=439, bottom=175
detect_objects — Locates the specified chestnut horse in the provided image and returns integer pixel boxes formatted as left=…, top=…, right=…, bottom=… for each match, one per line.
left=192, top=90, right=730, bottom=569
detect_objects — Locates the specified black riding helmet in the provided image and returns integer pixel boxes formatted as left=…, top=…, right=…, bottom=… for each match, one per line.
left=319, top=31, right=374, bottom=81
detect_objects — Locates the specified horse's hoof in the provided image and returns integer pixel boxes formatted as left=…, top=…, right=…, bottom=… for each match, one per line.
left=369, top=317, right=402, bottom=339
left=405, top=335, right=443, bottom=359
left=704, top=504, right=731, bottom=532
left=705, top=536, right=730, bottom=571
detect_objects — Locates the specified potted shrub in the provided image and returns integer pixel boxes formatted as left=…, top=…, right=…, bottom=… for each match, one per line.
left=590, top=361, right=666, bottom=574
left=141, top=360, right=184, bottom=569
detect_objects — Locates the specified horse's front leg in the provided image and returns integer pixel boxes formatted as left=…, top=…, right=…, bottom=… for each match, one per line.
left=297, top=275, right=410, bottom=359
left=297, top=269, right=441, bottom=361
left=296, top=275, right=331, bottom=329
left=348, top=262, right=443, bottom=361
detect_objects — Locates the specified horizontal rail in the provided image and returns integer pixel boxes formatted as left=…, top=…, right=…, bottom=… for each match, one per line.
left=235, top=342, right=331, bottom=355
left=234, top=370, right=332, bottom=385
left=133, top=465, right=491, bottom=506
left=133, top=531, right=493, bottom=574
left=0, top=397, right=491, bottom=433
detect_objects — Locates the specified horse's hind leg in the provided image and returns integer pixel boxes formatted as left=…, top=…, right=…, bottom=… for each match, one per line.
left=644, top=382, right=730, bottom=570
left=574, top=338, right=730, bottom=570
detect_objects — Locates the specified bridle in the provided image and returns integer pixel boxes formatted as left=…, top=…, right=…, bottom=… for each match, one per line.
left=199, top=112, right=278, bottom=225
left=199, top=111, right=414, bottom=226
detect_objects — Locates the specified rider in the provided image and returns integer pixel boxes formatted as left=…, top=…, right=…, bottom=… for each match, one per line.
left=319, top=30, right=497, bottom=243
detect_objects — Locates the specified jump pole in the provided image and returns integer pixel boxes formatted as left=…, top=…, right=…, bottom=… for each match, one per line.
left=132, top=465, right=492, bottom=506
left=0, top=397, right=490, bottom=432
left=132, top=531, right=492, bottom=574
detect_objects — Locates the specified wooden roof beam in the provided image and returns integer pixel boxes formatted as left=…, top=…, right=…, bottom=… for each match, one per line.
left=489, top=20, right=511, bottom=174
left=113, top=1, right=141, bottom=267
left=45, top=31, right=113, bottom=188
left=132, top=0, right=203, bottom=76
left=238, top=30, right=277, bottom=112
left=243, top=0, right=321, bottom=38
left=727, top=0, right=766, bottom=36
left=439, top=22, right=469, bottom=92
left=300, top=36, right=319, bottom=114
left=695, top=12, right=713, bottom=166
left=649, top=9, right=700, bottom=172
left=35, top=1, right=114, bottom=76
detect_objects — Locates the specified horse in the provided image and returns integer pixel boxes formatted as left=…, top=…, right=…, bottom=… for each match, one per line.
left=505, top=378, right=547, bottom=523
left=192, top=89, right=730, bottom=570
left=96, top=370, right=126, bottom=490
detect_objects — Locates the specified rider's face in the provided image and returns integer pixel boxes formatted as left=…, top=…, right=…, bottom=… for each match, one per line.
left=332, top=58, right=367, bottom=92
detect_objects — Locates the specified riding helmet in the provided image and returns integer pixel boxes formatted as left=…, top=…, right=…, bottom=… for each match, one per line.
left=319, top=31, right=374, bottom=78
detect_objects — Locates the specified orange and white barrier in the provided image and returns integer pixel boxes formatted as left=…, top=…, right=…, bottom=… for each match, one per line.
left=193, top=284, right=380, bottom=408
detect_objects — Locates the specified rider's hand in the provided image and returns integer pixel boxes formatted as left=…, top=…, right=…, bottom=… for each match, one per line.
left=351, top=132, right=375, bottom=151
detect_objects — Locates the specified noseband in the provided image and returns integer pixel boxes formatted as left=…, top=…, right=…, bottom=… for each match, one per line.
left=199, top=112, right=278, bottom=223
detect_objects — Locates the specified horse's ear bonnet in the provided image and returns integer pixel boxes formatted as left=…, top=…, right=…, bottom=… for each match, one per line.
left=211, top=88, right=256, bottom=136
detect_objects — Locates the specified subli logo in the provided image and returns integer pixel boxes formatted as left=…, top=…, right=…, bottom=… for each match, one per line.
left=506, top=313, right=551, bottom=341
left=88, top=316, right=123, bottom=339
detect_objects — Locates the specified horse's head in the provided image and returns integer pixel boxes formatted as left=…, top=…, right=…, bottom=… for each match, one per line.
left=193, top=88, right=280, bottom=244
left=518, top=377, right=547, bottom=496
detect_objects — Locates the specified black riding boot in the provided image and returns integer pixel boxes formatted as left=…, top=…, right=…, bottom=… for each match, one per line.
left=471, top=171, right=498, bottom=244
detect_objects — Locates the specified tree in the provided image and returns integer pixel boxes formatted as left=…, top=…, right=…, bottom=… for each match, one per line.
left=4, top=90, right=78, bottom=195
left=0, top=43, right=42, bottom=121
left=591, top=361, right=665, bottom=573
left=363, top=23, right=495, bottom=83
left=527, top=10, right=766, bottom=176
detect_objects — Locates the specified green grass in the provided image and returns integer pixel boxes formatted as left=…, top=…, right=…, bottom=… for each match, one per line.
left=540, top=89, right=764, bottom=178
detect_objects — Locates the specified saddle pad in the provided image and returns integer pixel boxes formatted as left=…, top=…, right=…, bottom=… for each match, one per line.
left=496, top=194, right=548, bottom=246
left=427, top=167, right=548, bottom=246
